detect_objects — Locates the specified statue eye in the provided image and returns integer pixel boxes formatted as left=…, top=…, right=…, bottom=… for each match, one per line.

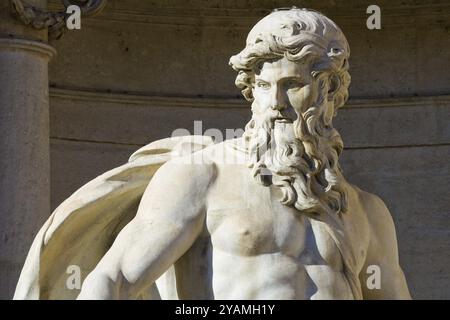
left=256, top=81, right=271, bottom=90
left=285, top=79, right=304, bottom=89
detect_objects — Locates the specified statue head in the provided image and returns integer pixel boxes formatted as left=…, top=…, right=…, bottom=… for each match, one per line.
left=230, top=7, right=350, bottom=121
left=229, top=8, right=351, bottom=216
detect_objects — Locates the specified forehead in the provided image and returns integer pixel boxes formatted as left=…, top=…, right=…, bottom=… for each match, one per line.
left=255, top=57, right=310, bottom=80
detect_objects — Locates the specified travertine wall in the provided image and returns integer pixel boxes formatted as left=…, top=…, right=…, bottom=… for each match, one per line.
left=10, top=0, right=450, bottom=299
left=0, top=0, right=55, bottom=300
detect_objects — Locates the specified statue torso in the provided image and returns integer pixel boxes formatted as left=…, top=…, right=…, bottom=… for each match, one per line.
left=171, top=140, right=365, bottom=299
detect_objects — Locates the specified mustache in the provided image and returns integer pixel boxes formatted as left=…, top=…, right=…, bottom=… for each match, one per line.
left=245, top=115, right=316, bottom=173
left=259, top=110, right=298, bottom=125
left=250, top=100, right=301, bottom=124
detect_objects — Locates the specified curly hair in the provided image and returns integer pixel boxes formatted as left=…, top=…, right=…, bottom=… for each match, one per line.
left=232, top=8, right=352, bottom=216
left=229, top=8, right=351, bottom=117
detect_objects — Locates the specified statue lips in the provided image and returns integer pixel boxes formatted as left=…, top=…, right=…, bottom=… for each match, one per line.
left=272, top=110, right=294, bottom=123
left=274, top=117, right=292, bottom=124
left=272, top=108, right=297, bottom=124
left=273, top=120, right=296, bottom=144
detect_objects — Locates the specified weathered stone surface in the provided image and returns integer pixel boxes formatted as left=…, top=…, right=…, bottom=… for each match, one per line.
left=341, top=145, right=450, bottom=299
left=0, top=0, right=55, bottom=299
left=50, top=139, right=136, bottom=209
left=49, top=89, right=450, bottom=148
left=48, top=0, right=450, bottom=98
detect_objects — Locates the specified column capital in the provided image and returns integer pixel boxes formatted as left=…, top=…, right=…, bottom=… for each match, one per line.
left=9, top=0, right=108, bottom=40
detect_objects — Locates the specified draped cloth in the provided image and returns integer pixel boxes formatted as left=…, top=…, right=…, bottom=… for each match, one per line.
left=14, top=134, right=362, bottom=300
left=14, top=136, right=214, bottom=299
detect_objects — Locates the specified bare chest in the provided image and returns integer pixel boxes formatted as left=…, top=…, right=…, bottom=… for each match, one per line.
left=205, top=170, right=344, bottom=269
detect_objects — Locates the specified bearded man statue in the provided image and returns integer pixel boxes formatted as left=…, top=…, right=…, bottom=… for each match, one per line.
left=14, top=8, right=411, bottom=300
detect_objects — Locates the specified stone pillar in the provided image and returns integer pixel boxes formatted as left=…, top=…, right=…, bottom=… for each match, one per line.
left=0, top=0, right=55, bottom=299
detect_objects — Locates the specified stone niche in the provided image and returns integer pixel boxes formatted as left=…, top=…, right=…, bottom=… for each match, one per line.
left=1, top=0, right=448, bottom=299
left=47, top=0, right=450, bottom=300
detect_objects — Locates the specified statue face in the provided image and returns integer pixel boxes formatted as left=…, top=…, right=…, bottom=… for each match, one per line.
left=251, top=57, right=317, bottom=122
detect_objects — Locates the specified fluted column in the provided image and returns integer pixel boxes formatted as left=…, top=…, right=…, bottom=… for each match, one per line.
left=0, top=0, right=55, bottom=299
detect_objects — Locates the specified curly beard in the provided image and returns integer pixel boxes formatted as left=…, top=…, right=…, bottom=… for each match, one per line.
left=243, top=83, right=348, bottom=216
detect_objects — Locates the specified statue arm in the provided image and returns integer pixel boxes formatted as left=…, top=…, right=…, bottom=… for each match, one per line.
left=359, top=193, right=411, bottom=299
left=77, top=158, right=215, bottom=299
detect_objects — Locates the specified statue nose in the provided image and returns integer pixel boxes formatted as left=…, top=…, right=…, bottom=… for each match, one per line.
left=271, top=88, right=288, bottom=111
left=271, top=103, right=286, bottom=111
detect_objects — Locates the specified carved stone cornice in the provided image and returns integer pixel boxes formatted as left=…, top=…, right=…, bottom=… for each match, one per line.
left=48, top=87, right=450, bottom=149
left=9, top=0, right=107, bottom=39
left=45, top=1, right=450, bottom=28
left=49, top=87, right=450, bottom=110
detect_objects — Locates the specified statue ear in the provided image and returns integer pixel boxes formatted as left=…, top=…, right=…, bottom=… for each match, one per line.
left=327, top=74, right=341, bottom=101
left=324, top=74, right=340, bottom=125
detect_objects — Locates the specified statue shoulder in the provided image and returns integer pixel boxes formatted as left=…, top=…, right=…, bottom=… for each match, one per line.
left=350, top=184, right=398, bottom=243
left=150, top=144, right=218, bottom=189
left=196, top=137, right=248, bottom=164
left=148, top=137, right=247, bottom=193
left=353, top=186, right=392, bottom=219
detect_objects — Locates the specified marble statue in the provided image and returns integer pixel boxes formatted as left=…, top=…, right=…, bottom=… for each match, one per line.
left=14, top=8, right=411, bottom=300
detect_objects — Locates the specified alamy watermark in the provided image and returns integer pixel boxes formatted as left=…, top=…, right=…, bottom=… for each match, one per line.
left=366, top=5, right=381, bottom=30
left=66, top=264, right=81, bottom=290
left=65, top=262, right=382, bottom=291
left=66, top=5, right=81, bottom=30
left=64, top=5, right=382, bottom=37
